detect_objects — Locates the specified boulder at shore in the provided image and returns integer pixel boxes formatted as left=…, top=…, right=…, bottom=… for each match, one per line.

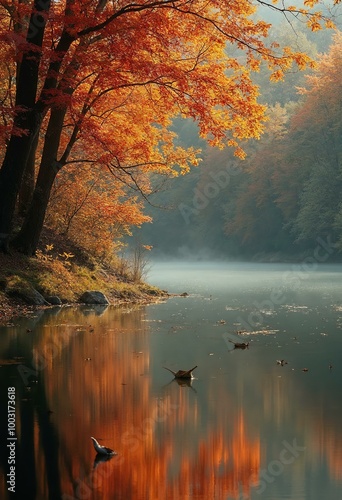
left=79, top=291, right=109, bottom=305
left=46, top=296, right=62, bottom=305
left=13, top=287, right=49, bottom=306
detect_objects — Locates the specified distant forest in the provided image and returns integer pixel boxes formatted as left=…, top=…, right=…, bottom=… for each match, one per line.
left=139, top=24, right=342, bottom=261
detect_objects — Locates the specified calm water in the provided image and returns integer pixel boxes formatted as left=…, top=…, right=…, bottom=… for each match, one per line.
left=1, top=262, right=342, bottom=499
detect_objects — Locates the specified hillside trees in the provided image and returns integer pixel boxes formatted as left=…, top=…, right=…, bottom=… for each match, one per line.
left=224, top=31, right=342, bottom=256
left=222, top=104, right=293, bottom=255
left=0, top=0, right=337, bottom=255
left=290, top=32, right=342, bottom=245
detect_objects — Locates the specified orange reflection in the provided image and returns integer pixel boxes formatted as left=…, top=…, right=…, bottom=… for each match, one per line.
left=307, top=417, right=342, bottom=482
left=5, top=306, right=260, bottom=499
left=3, top=305, right=342, bottom=499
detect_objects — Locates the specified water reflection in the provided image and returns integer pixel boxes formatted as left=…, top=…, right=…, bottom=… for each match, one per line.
left=0, top=305, right=260, bottom=499
left=1, top=263, right=342, bottom=499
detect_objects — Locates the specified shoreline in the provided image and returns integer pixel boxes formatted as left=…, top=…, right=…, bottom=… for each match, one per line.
left=0, top=244, right=169, bottom=326
left=0, top=288, right=170, bottom=326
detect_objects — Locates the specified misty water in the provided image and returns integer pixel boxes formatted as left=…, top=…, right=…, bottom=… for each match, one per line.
left=1, top=262, right=342, bottom=499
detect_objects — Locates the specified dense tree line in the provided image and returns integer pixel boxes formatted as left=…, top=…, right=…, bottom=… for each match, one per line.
left=141, top=30, right=342, bottom=261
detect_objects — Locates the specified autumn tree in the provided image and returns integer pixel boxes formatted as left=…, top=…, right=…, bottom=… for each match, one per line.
left=46, top=163, right=150, bottom=261
left=0, top=0, right=336, bottom=254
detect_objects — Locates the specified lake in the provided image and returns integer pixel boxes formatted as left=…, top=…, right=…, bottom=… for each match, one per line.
left=1, top=261, right=342, bottom=499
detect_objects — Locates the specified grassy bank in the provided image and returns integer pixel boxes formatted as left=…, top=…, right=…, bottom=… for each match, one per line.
left=0, top=231, right=166, bottom=325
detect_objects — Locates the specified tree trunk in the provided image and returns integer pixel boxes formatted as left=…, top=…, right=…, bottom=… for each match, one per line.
left=0, top=135, right=35, bottom=252
left=18, top=133, right=39, bottom=216
left=13, top=107, right=67, bottom=255
left=12, top=161, right=58, bottom=256
left=0, top=0, right=51, bottom=252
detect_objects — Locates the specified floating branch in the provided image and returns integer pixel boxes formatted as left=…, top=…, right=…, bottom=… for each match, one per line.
left=163, top=365, right=198, bottom=379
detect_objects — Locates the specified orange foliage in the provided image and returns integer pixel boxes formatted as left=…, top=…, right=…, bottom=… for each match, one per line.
left=46, top=163, right=150, bottom=259
left=295, top=31, right=342, bottom=120
left=0, top=0, right=333, bottom=156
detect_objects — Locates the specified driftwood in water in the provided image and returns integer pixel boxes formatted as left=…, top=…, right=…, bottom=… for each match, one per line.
left=163, top=365, right=197, bottom=379
left=229, top=340, right=249, bottom=349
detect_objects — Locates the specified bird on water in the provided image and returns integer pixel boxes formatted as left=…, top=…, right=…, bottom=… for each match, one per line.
left=90, top=437, right=117, bottom=456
